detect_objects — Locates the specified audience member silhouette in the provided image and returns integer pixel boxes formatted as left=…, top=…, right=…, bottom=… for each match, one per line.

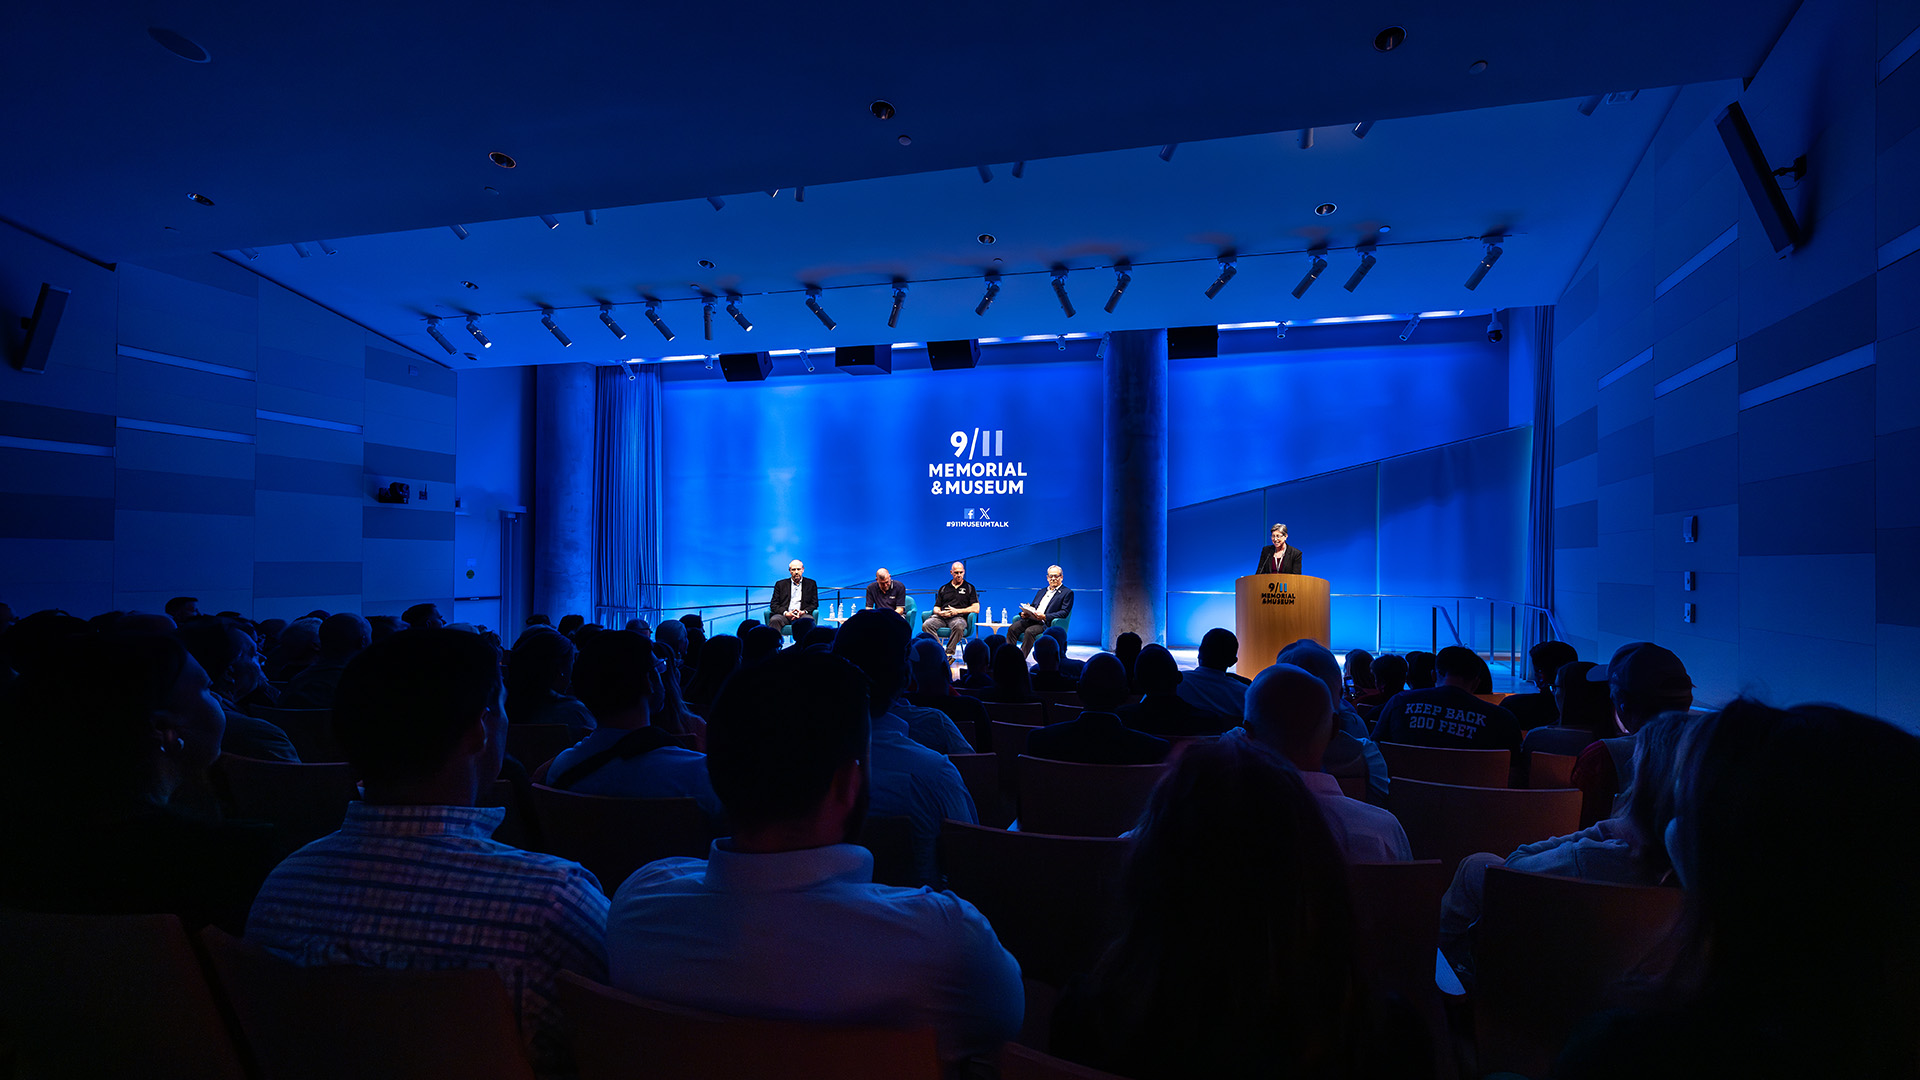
left=739, top=624, right=783, bottom=668
left=1113, top=632, right=1143, bottom=687
left=1502, top=640, right=1577, bottom=729
left=603, top=647, right=1022, bottom=1068
left=0, top=632, right=276, bottom=933
left=1174, top=628, right=1248, bottom=725
left=1026, top=653, right=1168, bottom=766
left=646, top=639, right=706, bottom=750
left=1044, top=625, right=1085, bottom=678
left=1405, top=650, right=1436, bottom=690
left=557, top=613, right=586, bottom=638
left=1520, top=660, right=1613, bottom=759
left=504, top=628, right=596, bottom=737
left=1120, top=643, right=1214, bottom=737
left=1556, top=699, right=1920, bottom=1080
left=903, top=638, right=988, bottom=746
left=1571, top=642, right=1692, bottom=826
left=1278, top=639, right=1391, bottom=802
left=1374, top=645, right=1521, bottom=751
left=262, top=618, right=322, bottom=681
left=402, top=602, right=445, bottom=631
left=734, top=618, right=760, bottom=640
left=1029, top=633, right=1080, bottom=692
left=654, top=617, right=689, bottom=663
left=830, top=611, right=977, bottom=885
left=681, top=634, right=740, bottom=709
left=245, top=628, right=609, bottom=1078
left=1241, top=663, right=1410, bottom=862
left=548, top=630, right=721, bottom=819
left=1357, top=654, right=1407, bottom=711
left=364, top=614, right=403, bottom=641
left=176, top=617, right=299, bottom=762
left=801, top=626, right=836, bottom=650
left=1345, top=649, right=1376, bottom=697
left=1050, top=738, right=1427, bottom=1080
left=280, top=613, right=371, bottom=709
left=976, top=643, right=1039, bottom=704
left=956, top=639, right=994, bottom=688
left=165, top=596, right=200, bottom=621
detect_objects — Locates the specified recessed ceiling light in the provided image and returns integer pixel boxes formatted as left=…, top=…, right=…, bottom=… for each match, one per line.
left=870, top=100, right=896, bottom=120
left=483, top=186, right=500, bottom=195
left=898, top=134, right=913, bottom=146
left=698, top=259, right=715, bottom=269
left=978, top=233, right=996, bottom=245
left=187, top=192, right=214, bottom=206
left=489, top=151, right=517, bottom=168
left=1373, top=26, right=1405, bottom=52
left=461, top=280, right=479, bottom=289
left=1314, top=203, right=1337, bottom=216
left=1378, top=224, right=1393, bottom=234
left=1469, top=60, right=1488, bottom=74
left=148, top=27, right=210, bottom=63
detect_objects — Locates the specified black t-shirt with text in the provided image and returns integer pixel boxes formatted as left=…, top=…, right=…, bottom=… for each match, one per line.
left=1374, top=684, right=1522, bottom=750
left=934, top=580, right=979, bottom=613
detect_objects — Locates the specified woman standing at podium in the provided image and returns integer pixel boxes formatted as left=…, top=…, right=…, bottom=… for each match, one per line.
left=1254, top=523, right=1303, bottom=575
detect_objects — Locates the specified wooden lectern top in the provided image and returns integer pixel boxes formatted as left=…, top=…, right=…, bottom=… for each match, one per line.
left=1233, top=574, right=1332, bottom=679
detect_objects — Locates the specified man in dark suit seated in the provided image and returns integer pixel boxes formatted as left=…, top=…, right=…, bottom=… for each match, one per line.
left=1120, top=644, right=1220, bottom=737
left=1007, top=565, right=1073, bottom=658
left=1027, top=653, right=1168, bottom=766
left=1253, top=522, right=1303, bottom=575
left=768, top=560, right=818, bottom=635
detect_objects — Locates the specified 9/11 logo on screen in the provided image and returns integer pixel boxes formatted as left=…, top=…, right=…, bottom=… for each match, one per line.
left=935, top=429, right=1022, bottom=523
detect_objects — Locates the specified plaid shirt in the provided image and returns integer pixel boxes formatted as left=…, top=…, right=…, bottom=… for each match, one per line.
left=246, top=802, right=609, bottom=1077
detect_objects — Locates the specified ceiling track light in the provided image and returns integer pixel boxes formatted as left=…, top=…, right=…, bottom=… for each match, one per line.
left=466, top=317, right=492, bottom=349
left=1487, top=311, right=1505, bottom=342
left=1055, top=334, right=1067, bottom=352
left=1158, top=143, right=1178, bottom=162
left=1399, top=313, right=1422, bottom=341
left=1343, top=250, right=1377, bottom=292
left=584, top=209, right=598, bottom=225
left=424, top=316, right=456, bottom=355
left=1050, top=266, right=1076, bottom=318
left=625, top=359, right=639, bottom=381
left=541, top=310, right=573, bottom=347
left=888, top=281, right=908, bottom=329
left=1204, top=257, right=1238, bottom=300
left=237, top=247, right=260, bottom=260
left=802, top=349, right=816, bottom=372
left=1298, top=128, right=1315, bottom=150
left=448, top=224, right=470, bottom=240
left=317, top=240, right=337, bottom=256
left=1464, top=241, right=1504, bottom=290
left=706, top=196, right=726, bottom=211
left=804, top=287, right=837, bottom=330
left=975, top=273, right=1001, bottom=316
left=702, top=299, right=715, bottom=340
left=793, top=186, right=806, bottom=202
left=599, top=303, right=627, bottom=340
left=977, top=164, right=994, bottom=183
left=1104, top=263, right=1132, bottom=313
left=1291, top=255, right=1330, bottom=299
left=538, top=214, right=560, bottom=230
left=643, top=299, right=675, bottom=342
left=726, top=296, right=753, bottom=332
left=1275, top=322, right=1288, bottom=339
left=1577, top=94, right=1605, bottom=116
left=1352, top=120, right=1375, bottom=139
left=292, top=242, right=313, bottom=258
left=1012, top=160, right=1026, bottom=178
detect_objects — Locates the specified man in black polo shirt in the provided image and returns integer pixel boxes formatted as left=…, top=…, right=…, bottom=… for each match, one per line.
left=1373, top=645, right=1521, bottom=750
left=922, top=561, right=981, bottom=660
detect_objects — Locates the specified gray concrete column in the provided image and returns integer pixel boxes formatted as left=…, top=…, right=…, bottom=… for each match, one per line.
left=1101, top=330, right=1168, bottom=645
left=533, top=363, right=595, bottom=623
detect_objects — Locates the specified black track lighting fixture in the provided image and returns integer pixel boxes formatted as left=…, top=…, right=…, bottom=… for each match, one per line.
left=1465, top=240, right=1504, bottom=290
left=1343, top=249, right=1377, bottom=292
left=805, top=287, right=837, bottom=330
left=706, top=196, right=726, bottom=211
left=599, top=303, right=626, bottom=340
left=1352, top=120, right=1375, bottom=139
left=702, top=298, right=716, bottom=341
left=424, top=316, right=456, bottom=355
left=466, top=317, right=492, bottom=349
left=1204, top=257, right=1238, bottom=300
left=977, top=164, right=994, bottom=183
left=643, top=299, right=675, bottom=342
left=1158, top=143, right=1178, bottom=162
left=1104, top=262, right=1132, bottom=314
left=1050, top=266, right=1075, bottom=318
left=541, top=310, right=572, bottom=347
left=1291, top=254, right=1330, bottom=299
left=237, top=247, right=260, bottom=260
left=1298, top=128, right=1315, bottom=150
left=888, top=280, right=908, bottom=329
left=726, top=296, right=753, bottom=332
left=1011, top=161, right=1026, bottom=178
left=1399, top=313, right=1422, bottom=341
left=448, top=224, right=470, bottom=240
left=975, top=273, right=1001, bottom=316
left=538, top=214, right=560, bottom=229
left=1487, top=311, right=1505, bottom=342
left=584, top=209, right=598, bottom=225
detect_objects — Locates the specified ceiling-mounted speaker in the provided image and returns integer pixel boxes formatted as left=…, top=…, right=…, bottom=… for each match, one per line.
left=834, top=344, right=892, bottom=375
left=18, top=283, right=70, bottom=374
left=1166, top=325, right=1218, bottom=360
left=927, top=339, right=981, bottom=371
left=1715, top=101, right=1799, bottom=253
left=717, top=351, right=772, bottom=382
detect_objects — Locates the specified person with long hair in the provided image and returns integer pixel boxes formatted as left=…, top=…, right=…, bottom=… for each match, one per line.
left=1556, top=699, right=1920, bottom=1079
left=1051, top=738, right=1425, bottom=1079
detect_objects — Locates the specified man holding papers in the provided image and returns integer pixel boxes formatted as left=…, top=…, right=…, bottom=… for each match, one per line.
left=1008, top=565, right=1074, bottom=658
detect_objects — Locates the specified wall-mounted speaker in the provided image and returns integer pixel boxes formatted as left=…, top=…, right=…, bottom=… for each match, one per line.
left=927, top=339, right=981, bottom=371
left=834, top=344, right=892, bottom=375
left=19, top=283, right=70, bottom=374
left=1167, top=325, right=1218, bottom=360
left=718, top=351, right=773, bottom=382
left=1716, top=101, right=1799, bottom=253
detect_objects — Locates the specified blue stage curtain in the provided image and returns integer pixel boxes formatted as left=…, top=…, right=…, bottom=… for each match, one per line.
left=1525, top=306, right=1556, bottom=648
left=593, top=365, right=662, bottom=627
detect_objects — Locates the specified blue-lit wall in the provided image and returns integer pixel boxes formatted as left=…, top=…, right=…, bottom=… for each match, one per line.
left=0, top=225, right=517, bottom=624
left=1550, top=0, right=1920, bottom=723
left=660, top=321, right=1528, bottom=646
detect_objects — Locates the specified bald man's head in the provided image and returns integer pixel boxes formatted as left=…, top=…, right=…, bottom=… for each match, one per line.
left=1244, top=662, right=1335, bottom=771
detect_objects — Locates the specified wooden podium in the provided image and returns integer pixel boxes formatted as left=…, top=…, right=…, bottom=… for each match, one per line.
left=1233, top=574, right=1331, bottom=678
